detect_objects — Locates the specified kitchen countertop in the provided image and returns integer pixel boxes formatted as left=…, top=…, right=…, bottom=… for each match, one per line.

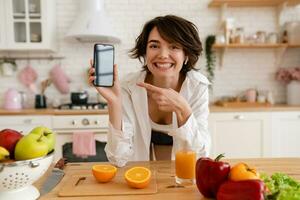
left=36, top=158, right=300, bottom=199
left=1, top=104, right=300, bottom=115
left=0, top=108, right=109, bottom=115
left=209, top=104, right=300, bottom=112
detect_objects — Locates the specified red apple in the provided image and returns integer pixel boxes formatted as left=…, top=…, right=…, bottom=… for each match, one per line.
left=0, top=129, right=23, bottom=157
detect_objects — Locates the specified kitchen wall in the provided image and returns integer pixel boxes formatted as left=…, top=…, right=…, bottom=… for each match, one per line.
left=0, top=0, right=300, bottom=107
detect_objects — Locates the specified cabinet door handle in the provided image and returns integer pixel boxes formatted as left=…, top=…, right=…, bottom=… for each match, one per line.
left=234, top=115, right=244, bottom=120
left=23, top=119, right=33, bottom=124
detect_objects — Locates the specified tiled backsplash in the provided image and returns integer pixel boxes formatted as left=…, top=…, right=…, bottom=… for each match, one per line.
left=0, top=0, right=299, bottom=107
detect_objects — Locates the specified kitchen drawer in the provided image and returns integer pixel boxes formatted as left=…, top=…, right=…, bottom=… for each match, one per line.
left=52, top=115, right=109, bottom=130
left=0, top=115, right=52, bottom=126
left=0, top=115, right=52, bottom=134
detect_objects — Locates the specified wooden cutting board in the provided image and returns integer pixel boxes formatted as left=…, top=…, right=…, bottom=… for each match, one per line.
left=58, top=171, right=157, bottom=197
left=215, top=101, right=271, bottom=108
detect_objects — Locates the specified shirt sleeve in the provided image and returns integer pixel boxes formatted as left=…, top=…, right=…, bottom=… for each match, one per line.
left=104, top=87, right=135, bottom=167
left=168, top=85, right=211, bottom=158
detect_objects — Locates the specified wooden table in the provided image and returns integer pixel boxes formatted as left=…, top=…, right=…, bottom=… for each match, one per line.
left=35, top=158, right=300, bottom=199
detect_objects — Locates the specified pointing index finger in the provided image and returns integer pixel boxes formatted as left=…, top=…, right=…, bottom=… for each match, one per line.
left=137, top=82, right=163, bottom=93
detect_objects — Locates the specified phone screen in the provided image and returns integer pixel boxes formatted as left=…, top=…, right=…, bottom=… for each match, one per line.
left=93, top=44, right=114, bottom=87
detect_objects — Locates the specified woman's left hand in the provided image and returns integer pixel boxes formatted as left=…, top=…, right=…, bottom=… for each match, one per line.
left=137, top=82, right=192, bottom=126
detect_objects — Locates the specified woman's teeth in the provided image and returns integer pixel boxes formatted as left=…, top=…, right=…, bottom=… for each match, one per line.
left=155, top=63, right=173, bottom=68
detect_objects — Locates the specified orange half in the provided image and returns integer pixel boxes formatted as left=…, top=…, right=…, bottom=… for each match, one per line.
left=92, top=164, right=117, bottom=183
left=124, top=166, right=151, bottom=189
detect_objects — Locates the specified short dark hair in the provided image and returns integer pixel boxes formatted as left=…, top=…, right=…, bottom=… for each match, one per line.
left=129, top=15, right=202, bottom=74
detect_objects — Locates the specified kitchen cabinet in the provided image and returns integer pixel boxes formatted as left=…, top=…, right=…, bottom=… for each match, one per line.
left=0, top=0, right=56, bottom=51
left=0, top=115, right=52, bottom=134
left=208, top=112, right=272, bottom=158
left=0, top=0, right=6, bottom=48
left=271, top=111, right=300, bottom=157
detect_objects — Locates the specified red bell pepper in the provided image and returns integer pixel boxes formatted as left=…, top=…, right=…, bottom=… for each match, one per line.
left=196, top=154, right=230, bottom=198
left=217, top=180, right=265, bottom=200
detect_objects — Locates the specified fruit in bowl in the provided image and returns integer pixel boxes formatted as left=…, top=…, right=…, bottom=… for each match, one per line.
left=92, top=164, right=117, bottom=183
left=14, top=134, right=49, bottom=160
left=30, top=126, right=56, bottom=153
left=0, top=129, right=23, bottom=157
left=14, top=126, right=56, bottom=161
left=0, top=126, right=56, bottom=199
left=0, top=146, right=10, bottom=161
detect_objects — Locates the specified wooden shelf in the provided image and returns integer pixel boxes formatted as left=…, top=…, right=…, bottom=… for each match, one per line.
left=209, top=0, right=300, bottom=7
left=213, top=43, right=287, bottom=49
left=212, top=43, right=300, bottom=67
left=213, top=43, right=300, bottom=49
left=288, top=44, right=300, bottom=48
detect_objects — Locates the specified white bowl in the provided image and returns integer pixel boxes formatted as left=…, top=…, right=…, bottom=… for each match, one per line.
left=0, top=152, right=54, bottom=200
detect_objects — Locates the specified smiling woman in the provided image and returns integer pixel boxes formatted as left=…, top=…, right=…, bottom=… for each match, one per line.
left=130, top=15, right=202, bottom=75
left=88, top=15, right=210, bottom=167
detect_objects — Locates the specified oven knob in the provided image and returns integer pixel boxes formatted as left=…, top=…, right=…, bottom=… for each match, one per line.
left=82, top=118, right=90, bottom=126
left=94, top=120, right=100, bottom=125
left=71, top=120, right=77, bottom=125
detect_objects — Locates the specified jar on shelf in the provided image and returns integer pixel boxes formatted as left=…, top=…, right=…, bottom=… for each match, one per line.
left=266, top=32, right=278, bottom=44
left=224, top=18, right=235, bottom=44
left=235, top=27, right=245, bottom=44
left=216, top=33, right=226, bottom=44
left=256, top=31, right=266, bottom=43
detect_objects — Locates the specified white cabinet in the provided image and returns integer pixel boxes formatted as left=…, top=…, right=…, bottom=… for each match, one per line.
left=0, top=115, right=52, bottom=134
left=209, top=112, right=272, bottom=158
left=0, top=0, right=56, bottom=51
left=271, top=112, right=300, bottom=157
left=0, top=0, right=6, bottom=48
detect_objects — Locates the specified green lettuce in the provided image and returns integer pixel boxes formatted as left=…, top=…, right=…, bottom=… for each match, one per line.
left=261, top=172, right=300, bottom=200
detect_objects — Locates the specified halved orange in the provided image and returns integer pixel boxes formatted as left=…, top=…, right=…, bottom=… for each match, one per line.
left=92, top=164, right=117, bottom=183
left=124, top=166, right=151, bottom=189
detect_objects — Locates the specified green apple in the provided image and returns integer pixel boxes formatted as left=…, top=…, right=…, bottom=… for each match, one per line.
left=30, top=126, right=56, bottom=153
left=14, top=134, right=49, bottom=160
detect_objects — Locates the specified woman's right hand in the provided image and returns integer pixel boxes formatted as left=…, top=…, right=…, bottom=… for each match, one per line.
left=88, top=59, right=122, bottom=106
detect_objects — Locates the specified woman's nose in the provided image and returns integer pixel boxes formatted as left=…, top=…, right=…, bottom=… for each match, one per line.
left=158, top=47, right=169, bottom=59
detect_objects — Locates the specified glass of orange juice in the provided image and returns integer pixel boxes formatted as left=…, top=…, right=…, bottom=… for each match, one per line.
left=175, top=149, right=196, bottom=185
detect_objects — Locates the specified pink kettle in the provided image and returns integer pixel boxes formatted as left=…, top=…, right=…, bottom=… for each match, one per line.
left=3, top=88, right=22, bottom=110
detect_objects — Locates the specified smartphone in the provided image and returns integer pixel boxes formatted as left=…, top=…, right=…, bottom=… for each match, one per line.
left=93, top=44, right=114, bottom=87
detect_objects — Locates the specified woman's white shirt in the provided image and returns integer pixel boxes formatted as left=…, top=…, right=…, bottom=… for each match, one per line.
left=104, top=70, right=211, bottom=167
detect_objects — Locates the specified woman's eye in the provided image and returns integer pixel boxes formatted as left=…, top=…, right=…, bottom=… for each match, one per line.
left=149, top=44, right=158, bottom=49
left=171, top=45, right=180, bottom=50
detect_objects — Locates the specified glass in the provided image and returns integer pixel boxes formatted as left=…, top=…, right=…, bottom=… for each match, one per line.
left=30, top=22, right=42, bottom=42
left=14, top=22, right=26, bottom=43
left=235, top=27, right=245, bottom=44
left=175, top=149, right=196, bottom=185
left=256, top=31, right=266, bottom=43
left=28, top=0, right=41, bottom=19
left=35, top=94, right=47, bottom=109
left=13, top=0, right=25, bottom=17
left=267, top=32, right=278, bottom=44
